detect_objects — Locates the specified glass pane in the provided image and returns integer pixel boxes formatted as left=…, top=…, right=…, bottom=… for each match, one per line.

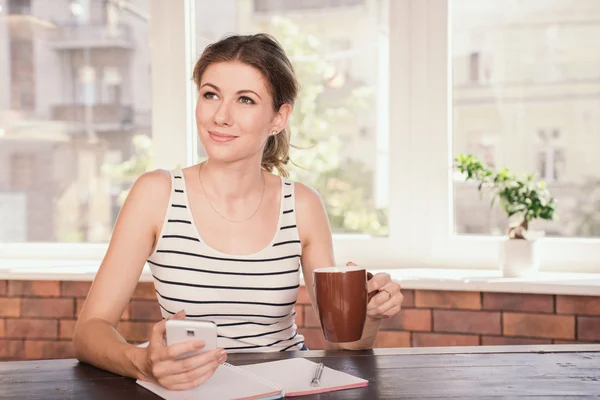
left=452, top=0, right=600, bottom=238
left=193, top=0, right=389, bottom=236
left=0, top=0, right=152, bottom=242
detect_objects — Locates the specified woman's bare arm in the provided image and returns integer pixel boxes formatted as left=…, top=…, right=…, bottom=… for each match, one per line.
left=73, top=170, right=171, bottom=380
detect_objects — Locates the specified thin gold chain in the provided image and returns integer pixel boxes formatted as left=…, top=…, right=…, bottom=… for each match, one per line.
left=197, top=163, right=266, bottom=223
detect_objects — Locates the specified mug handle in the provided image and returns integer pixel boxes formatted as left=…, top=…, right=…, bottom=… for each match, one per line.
left=366, top=272, right=378, bottom=303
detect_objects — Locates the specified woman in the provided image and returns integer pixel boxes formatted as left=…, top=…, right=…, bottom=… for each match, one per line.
left=73, top=33, right=403, bottom=391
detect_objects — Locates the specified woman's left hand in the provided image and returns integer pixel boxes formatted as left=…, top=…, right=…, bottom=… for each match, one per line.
left=347, top=262, right=403, bottom=320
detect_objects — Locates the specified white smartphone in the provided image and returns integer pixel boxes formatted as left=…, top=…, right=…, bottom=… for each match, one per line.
left=165, top=319, right=218, bottom=360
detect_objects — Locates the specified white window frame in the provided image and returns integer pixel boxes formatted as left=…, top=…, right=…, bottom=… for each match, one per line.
left=406, top=0, right=600, bottom=274
left=1, top=0, right=599, bottom=275
left=0, top=0, right=195, bottom=262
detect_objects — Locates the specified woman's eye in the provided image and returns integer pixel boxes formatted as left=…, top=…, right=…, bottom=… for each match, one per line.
left=239, top=96, right=255, bottom=105
left=203, top=92, right=219, bottom=100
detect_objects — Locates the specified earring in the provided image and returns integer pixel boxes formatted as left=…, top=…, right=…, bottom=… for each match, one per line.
left=271, top=130, right=278, bottom=136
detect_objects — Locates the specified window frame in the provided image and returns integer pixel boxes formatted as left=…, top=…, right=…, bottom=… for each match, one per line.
left=411, top=0, right=600, bottom=274
left=2, top=0, right=599, bottom=275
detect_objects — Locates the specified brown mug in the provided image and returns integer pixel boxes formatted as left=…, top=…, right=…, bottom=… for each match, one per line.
left=313, top=266, right=375, bottom=343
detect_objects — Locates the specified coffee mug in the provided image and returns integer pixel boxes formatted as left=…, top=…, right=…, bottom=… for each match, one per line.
left=313, top=266, right=375, bottom=343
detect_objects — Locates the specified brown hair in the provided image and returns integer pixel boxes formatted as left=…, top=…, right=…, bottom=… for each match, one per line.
left=192, top=33, right=298, bottom=177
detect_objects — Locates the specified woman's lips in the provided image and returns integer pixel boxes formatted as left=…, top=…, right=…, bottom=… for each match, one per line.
left=208, top=131, right=238, bottom=143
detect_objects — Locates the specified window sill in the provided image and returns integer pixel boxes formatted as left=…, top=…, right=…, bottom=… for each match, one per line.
left=1, top=260, right=599, bottom=296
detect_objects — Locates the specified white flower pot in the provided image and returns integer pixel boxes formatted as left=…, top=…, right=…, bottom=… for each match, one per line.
left=499, top=238, right=539, bottom=277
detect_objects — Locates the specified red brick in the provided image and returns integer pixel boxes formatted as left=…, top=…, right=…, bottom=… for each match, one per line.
left=297, top=328, right=327, bottom=350
left=557, top=296, right=600, bottom=316
left=0, top=298, right=21, bottom=317
left=75, top=299, right=84, bottom=317
left=116, top=321, right=155, bottom=342
left=0, top=319, right=4, bottom=337
left=413, top=333, right=479, bottom=347
left=401, top=290, right=415, bottom=308
left=303, top=306, right=321, bottom=328
left=483, top=292, right=553, bottom=313
left=0, top=340, right=25, bottom=360
left=21, top=298, right=74, bottom=318
left=8, top=281, right=60, bottom=297
left=61, top=281, right=92, bottom=298
left=24, top=340, right=75, bottom=360
left=415, top=290, right=480, bottom=310
left=503, top=313, right=574, bottom=340
left=578, top=316, right=600, bottom=341
left=0, top=281, right=6, bottom=296
left=380, top=309, right=431, bottom=332
left=434, top=310, right=501, bottom=335
left=481, top=336, right=552, bottom=345
left=297, top=286, right=311, bottom=305
left=130, top=301, right=162, bottom=321
left=59, top=320, right=77, bottom=340
left=373, top=331, right=411, bottom=348
left=6, top=319, right=58, bottom=339
left=132, top=282, right=156, bottom=300
left=294, top=306, right=304, bottom=327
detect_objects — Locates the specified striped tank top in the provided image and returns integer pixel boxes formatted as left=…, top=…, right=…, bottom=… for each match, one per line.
left=147, top=169, right=305, bottom=352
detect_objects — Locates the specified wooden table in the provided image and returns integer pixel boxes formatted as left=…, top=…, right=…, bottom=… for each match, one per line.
left=1, top=345, right=600, bottom=399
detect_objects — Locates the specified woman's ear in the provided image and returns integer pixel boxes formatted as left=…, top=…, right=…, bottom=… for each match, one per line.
left=272, top=103, right=292, bottom=132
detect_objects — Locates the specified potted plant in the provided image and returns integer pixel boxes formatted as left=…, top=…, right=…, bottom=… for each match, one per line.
left=454, top=154, right=557, bottom=277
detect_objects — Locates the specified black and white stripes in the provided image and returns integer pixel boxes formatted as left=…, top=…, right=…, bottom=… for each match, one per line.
left=147, top=169, right=304, bottom=352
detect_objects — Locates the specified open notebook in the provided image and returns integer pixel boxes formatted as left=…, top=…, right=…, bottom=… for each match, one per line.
left=136, top=357, right=368, bottom=399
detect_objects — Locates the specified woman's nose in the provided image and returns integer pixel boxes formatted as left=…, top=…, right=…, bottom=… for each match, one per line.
left=214, top=101, right=233, bottom=126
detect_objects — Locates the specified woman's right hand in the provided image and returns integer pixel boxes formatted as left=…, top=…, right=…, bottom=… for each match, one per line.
left=141, top=310, right=227, bottom=390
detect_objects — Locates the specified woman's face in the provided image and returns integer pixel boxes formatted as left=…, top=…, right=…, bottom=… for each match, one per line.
left=196, top=61, right=290, bottom=165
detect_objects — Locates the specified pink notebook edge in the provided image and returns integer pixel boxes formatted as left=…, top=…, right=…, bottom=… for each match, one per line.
left=284, top=380, right=369, bottom=397
left=242, top=389, right=284, bottom=400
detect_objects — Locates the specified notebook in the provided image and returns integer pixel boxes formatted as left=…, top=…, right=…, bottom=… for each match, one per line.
left=136, top=358, right=368, bottom=399
left=136, top=362, right=283, bottom=400
left=240, top=358, right=369, bottom=397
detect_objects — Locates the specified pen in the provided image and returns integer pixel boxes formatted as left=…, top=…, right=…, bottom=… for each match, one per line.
left=311, top=362, right=324, bottom=387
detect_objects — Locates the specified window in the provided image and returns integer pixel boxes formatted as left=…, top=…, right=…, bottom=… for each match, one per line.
left=536, top=129, right=565, bottom=183
left=10, top=153, right=37, bottom=191
left=77, top=66, right=96, bottom=105
left=468, top=52, right=480, bottom=83
left=404, top=0, right=600, bottom=273
left=8, top=0, right=30, bottom=15
left=193, top=0, right=390, bottom=236
left=452, top=0, right=600, bottom=240
left=253, top=0, right=365, bottom=13
left=0, top=0, right=152, bottom=243
left=2, top=0, right=599, bottom=274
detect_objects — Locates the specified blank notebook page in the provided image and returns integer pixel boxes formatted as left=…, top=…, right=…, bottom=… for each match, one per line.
left=239, top=358, right=368, bottom=397
left=136, top=362, right=282, bottom=400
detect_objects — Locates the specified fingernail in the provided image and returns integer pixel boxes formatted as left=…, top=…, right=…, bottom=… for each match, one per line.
left=195, top=340, right=205, bottom=348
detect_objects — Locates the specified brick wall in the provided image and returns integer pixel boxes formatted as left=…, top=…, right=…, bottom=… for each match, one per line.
left=1, top=280, right=599, bottom=361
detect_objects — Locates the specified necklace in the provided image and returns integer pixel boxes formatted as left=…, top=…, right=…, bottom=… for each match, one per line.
left=198, top=163, right=266, bottom=223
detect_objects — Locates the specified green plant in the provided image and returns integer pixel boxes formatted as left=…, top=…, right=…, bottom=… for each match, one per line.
left=454, top=153, right=557, bottom=239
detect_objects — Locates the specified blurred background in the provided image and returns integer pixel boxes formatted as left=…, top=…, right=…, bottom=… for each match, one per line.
left=1, top=0, right=599, bottom=360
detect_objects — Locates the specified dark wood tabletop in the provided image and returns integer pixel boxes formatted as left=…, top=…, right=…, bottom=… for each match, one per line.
left=1, top=345, right=599, bottom=399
